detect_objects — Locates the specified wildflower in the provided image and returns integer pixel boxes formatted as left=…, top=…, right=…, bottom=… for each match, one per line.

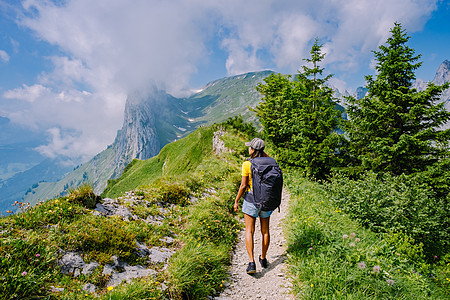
left=342, top=234, right=349, bottom=239
left=349, top=242, right=355, bottom=247
left=350, top=232, right=356, bottom=238
left=36, top=254, right=40, bottom=258
left=21, top=271, right=27, bottom=276
left=355, top=238, right=360, bottom=242
left=309, top=247, right=313, bottom=250
left=387, top=279, right=395, bottom=286
left=107, top=286, right=114, bottom=291
left=357, top=262, right=366, bottom=269
left=373, top=265, right=381, bottom=273
left=434, top=255, right=438, bottom=259
left=311, top=283, right=314, bottom=287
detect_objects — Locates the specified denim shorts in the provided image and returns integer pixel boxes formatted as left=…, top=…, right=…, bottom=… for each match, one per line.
left=242, top=200, right=273, bottom=218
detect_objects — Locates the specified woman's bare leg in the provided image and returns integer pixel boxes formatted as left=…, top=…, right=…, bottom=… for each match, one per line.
left=244, top=213, right=256, bottom=262
left=260, top=216, right=270, bottom=259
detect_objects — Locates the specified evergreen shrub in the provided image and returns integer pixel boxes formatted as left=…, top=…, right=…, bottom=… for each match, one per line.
left=68, top=184, right=99, bottom=209
left=326, top=171, right=449, bottom=258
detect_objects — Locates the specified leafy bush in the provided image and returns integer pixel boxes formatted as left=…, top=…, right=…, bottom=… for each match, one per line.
left=285, top=172, right=448, bottom=299
left=60, top=215, right=137, bottom=263
left=68, top=184, right=99, bottom=209
left=140, top=179, right=191, bottom=206
left=221, top=114, right=257, bottom=138
left=326, top=171, right=449, bottom=257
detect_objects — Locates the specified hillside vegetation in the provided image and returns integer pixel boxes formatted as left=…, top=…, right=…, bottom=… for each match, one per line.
left=1, top=124, right=251, bottom=299
left=102, top=127, right=214, bottom=199
left=2, top=22, right=449, bottom=300
left=262, top=23, right=449, bottom=299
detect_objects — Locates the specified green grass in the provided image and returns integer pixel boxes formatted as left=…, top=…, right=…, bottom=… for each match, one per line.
left=284, top=171, right=449, bottom=299
left=102, top=126, right=215, bottom=199
left=1, top=124, right=250, bottom=299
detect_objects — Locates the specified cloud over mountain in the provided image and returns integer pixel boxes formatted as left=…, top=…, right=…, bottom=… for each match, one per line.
left=0, top=0, right=439, bottom=161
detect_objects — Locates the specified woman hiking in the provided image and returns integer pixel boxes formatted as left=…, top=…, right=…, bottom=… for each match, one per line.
left=234, top=138, right=282, bottom=274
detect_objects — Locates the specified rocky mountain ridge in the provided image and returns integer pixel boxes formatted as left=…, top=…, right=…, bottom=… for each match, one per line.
left=3, top=62, right=449, bottom=212
left=20, top=71, right=271, bottom=207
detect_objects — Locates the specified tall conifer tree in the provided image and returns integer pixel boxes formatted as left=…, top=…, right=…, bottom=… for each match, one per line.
left=255, top=39, right=343, bottom=179
left=345, top=23, right=450, bottom=175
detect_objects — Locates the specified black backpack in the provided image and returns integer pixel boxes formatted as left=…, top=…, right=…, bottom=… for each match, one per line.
left=250, top=157, right=283, bottom=211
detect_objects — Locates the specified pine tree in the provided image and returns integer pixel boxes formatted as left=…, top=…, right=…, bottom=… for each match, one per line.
left=255, top=39, right=343, bottom=179
left=345, top=23, right=450, bottom=175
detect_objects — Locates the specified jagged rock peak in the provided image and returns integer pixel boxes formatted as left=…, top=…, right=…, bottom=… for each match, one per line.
left=112, top=89, right=165, bottom=172
left=433, top=60, right=450, bottom=85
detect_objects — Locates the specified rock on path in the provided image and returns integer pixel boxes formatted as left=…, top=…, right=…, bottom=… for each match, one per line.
left=216, top=190, right=294, bottom=300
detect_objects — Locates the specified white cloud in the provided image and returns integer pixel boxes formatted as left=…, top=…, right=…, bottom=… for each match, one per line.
left=0, top=0, right=439, bottom=161
left=3, top=84, right=50, bottom=102
left=212, top=0, right=437, bottom=76
left=3, top=84, right=125, bottom=160
left=0, top=50, right=10, bottom=62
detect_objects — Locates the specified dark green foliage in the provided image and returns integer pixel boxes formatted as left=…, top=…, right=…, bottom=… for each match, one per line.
left=327, top=171, right=450, bottom=258
left=61, top=215, right=137, bottom=263
left=344, top=23, right=450, bottom=175
left=255, top=39, right=344, bottom=179
left=67, top=184, right=99, bottom=209
left=222, top=114, right=257, bottom=138
left=285, top=172, right=449, bottom=299
left=145, top=179, right=191, bottom=206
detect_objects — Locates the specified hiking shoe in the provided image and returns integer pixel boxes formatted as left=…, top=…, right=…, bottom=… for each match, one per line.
left=246, top=262, right=256, bottom=274
left=259, top=255, right=268, bottom=268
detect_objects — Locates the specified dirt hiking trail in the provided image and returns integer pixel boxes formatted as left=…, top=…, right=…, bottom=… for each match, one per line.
left=215, top=190, right=294, bottom=299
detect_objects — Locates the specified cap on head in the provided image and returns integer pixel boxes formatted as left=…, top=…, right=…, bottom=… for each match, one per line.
left=245, top=138, right=265, bottom=151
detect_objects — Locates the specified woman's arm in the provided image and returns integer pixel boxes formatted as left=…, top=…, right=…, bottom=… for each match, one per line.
left=234, top=176, right=249, bottom=213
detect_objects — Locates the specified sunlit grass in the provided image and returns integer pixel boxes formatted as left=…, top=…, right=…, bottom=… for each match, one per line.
left=285, top=172, right=449, bottom=299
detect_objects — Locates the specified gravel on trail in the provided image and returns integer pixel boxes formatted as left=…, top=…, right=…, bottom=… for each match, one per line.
left=215, top=190, right=295, bottom=300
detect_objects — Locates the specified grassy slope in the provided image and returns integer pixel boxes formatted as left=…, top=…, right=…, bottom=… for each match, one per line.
left=284, top=171, right=449, bottom=299
left=102, top=127, right=214, bottom=199
left=1, top=125, right=247, bottom=299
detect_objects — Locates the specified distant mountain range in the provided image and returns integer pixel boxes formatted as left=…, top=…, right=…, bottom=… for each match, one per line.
left=18, top=71, right=273, bottom=209
left=1, top=62, right=449, bottom=214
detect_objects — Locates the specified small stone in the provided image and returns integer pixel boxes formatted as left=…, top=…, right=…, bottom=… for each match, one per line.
left=51, top=286, right=64, bottom=292
left=102, top=264, right=115, bottom=275
left=73, top=268, right=80, bottom=277
left=159, top=236, right=175, bottom=244
left=148, top=247, right=174, bottom=263
left=189, top=195, right=199, bottom=204
left=82, top=283, right=96, bottom=293
left=82, top=261, right=100, bottom=275
left=136, top=241, right=151, bottom=257
left=59, top=252, right=85, bottom=275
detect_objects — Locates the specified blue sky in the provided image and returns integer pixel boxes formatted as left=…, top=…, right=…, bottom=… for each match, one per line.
left=0, top=0, right=449, bottom=162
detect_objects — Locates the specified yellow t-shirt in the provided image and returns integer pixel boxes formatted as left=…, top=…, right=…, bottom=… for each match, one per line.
left=241, top=160, right=252, bottom=191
